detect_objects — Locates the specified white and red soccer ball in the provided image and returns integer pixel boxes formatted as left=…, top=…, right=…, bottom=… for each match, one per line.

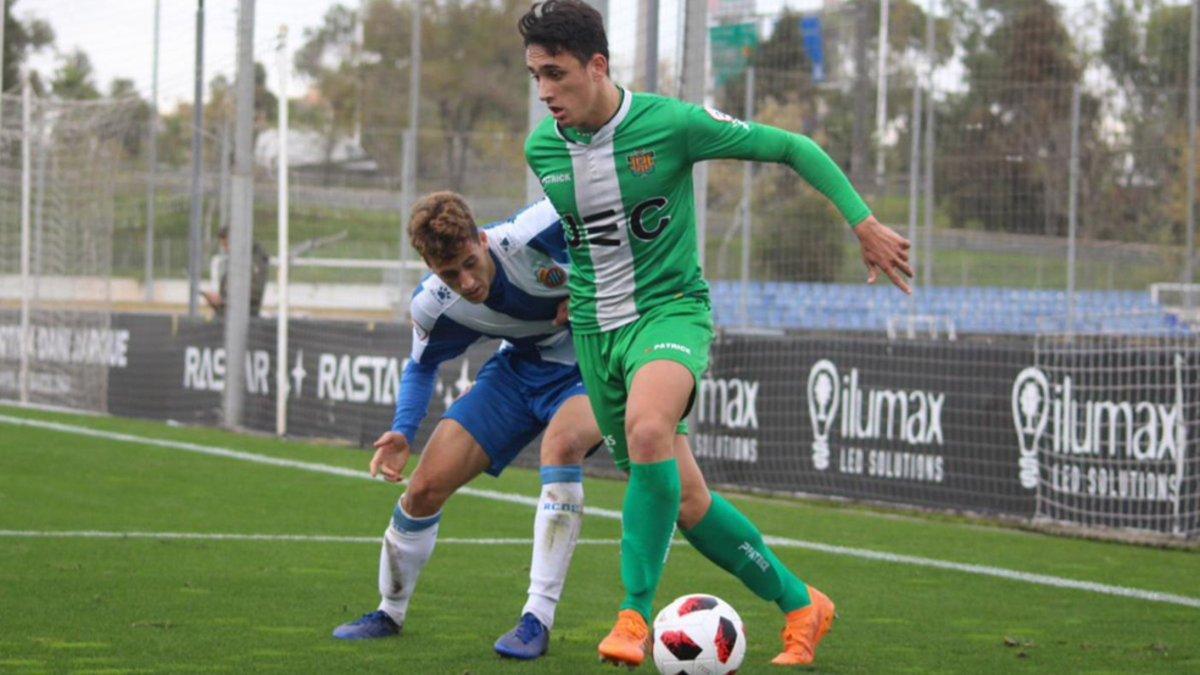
left=652, top=594, right=746, bottom=675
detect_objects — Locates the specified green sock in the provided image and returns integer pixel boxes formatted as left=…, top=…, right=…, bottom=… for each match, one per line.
left=619, top=459, right=681, bottom=620
left=681, top=492, right=812, bottom=613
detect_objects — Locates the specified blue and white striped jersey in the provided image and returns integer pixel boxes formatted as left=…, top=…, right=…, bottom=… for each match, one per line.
left=391, top=198, right=572, bottom=439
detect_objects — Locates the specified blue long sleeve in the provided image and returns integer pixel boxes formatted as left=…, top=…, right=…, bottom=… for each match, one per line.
left=391, top=359, right=439, bottom=441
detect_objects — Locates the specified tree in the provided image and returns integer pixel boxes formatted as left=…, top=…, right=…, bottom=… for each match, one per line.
left=254, top=63, right=279, bottom=130
left=297, top=0, right=530, bottom=192
left=705, top=98, right=846, bottom=282
left=2, top=0, right=54, bottom=92
left=937, top=0, right=1090, bottom=235
left=717, top=3, right=952, bottom=189
left=152, top=64, right=277, bottom=174
left=1097, top=0, right=1192, bottom=244
left=107, top=78, right=151, bottom=158
left=1103, top=0, right=1190, bottom=112
left=50, top=49, right=99, bottom=100
left=415, top=0, right=528, bottom=192
left=294, top=3, right=364, bottom=182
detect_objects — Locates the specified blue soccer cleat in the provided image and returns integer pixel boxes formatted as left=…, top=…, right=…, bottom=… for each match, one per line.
left=332, top=610, right=401, bottom=640
left=493, top=612, right=550, bottom=660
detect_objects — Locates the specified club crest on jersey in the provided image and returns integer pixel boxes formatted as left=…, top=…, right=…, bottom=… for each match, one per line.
left=537, top=265, right=567, bottom=288
left=627, top=149, right=656, bottom=176
left=433, top=284, right=453, bottom=304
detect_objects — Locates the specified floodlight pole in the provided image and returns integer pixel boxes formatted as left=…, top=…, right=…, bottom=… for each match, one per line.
left=145, top=0, right=160, bottom=303
left=0, top=0, right=7, bottom=121
left=642, top=0, right=659, bottom=93
left=275, top=25, right=290, bottom=437
left=737, top=65, right=755, bottom=327
left=398, top=0, right=421, bottom=313
left=188, top=0, right=205, bottom=317
left=906, top=83, right=922, bottom=313
left=18, top=74, right=30, bottom=405
left=923, top=0, right=936, bottom=288
left=1066, top=84, right=1081, bottom=335
left=875, top=0, right=890, bottom=191
left=680, top=0, right=708, bottom=270
left=1185, top=0, right=1198, bottom=294
left=223, top=0, right=255, bottom=427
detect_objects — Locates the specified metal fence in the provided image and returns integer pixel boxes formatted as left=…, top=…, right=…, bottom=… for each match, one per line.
left=20, top=1, right=1180, bottom=320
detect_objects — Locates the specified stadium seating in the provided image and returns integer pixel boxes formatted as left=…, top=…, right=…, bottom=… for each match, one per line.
left=706, top=282, right=1190, bottom=335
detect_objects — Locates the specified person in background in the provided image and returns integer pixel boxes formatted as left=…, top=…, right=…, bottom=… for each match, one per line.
left=202, top=226, right=270, bottom=317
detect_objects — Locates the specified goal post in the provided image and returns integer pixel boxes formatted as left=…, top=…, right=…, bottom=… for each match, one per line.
left=0, top=89, right=145, bottom=412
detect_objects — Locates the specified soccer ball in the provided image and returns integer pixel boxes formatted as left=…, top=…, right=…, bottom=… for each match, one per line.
left=651, top=594, right=746, bottom=675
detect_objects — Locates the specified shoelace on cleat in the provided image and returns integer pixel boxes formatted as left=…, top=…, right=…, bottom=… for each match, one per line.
left=513, top=615, right=543, bottom=643
left=355, top=610, right=392, bottom=626
left=613, top=614, right=647, bottom=642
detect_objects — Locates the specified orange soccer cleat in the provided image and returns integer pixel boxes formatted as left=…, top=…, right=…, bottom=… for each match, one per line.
left=598, top=609, right=650, bottom=667
left=771, top=586, right=837, bottom=666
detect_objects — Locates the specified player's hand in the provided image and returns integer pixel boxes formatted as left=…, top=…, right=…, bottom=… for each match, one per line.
left=370, top=431, right=412, bottom=483
left=854, top=216, right=913, bottom=295
left=553, top=299, right=571, bottom=326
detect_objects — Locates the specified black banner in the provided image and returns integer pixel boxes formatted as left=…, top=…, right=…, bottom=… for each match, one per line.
left=1024, top=336, right=1200, bottom=535
left=105, top=314, right=497, bottom=449
left=4, top=312, right=1197, bottom=536
left=691, top=332, right=1036, bottom=516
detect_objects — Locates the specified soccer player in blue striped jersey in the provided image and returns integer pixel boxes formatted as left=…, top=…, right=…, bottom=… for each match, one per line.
left=332, top=192, right=599, bottom=660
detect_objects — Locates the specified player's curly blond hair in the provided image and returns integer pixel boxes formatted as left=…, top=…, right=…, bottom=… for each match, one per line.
left=407, top=191, right=479, bottom=263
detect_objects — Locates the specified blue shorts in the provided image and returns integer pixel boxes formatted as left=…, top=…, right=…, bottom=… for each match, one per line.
left=443, top=351, right=587, bottom=476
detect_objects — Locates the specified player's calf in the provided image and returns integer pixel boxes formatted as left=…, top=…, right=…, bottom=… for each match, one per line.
left=331, top=499, right=442, bottom=640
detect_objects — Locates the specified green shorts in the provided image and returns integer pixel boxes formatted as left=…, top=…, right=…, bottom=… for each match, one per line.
left=573, top=296, right=713, bottom=472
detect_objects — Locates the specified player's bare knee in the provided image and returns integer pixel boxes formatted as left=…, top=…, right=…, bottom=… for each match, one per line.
left=539, top=432, right=572, bottom=466
left=403, top=474, right=449, bottom=517
left=541, top=429, right=592, bottom=465
left=626, top=416, right=675, bottom=463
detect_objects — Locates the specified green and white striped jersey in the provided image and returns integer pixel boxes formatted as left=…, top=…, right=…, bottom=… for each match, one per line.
left=526, top=89, right=871, bottom=334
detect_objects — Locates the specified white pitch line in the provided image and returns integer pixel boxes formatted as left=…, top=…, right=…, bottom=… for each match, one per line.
left=759, top=536, right=1200, bottom=609
left=0, top=530, right=620, bottom=546
left=3, top=412, right=1199, bottom=610
left=0, top=413, right=621, bottom=519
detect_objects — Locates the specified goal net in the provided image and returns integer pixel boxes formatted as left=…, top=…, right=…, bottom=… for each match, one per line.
left=0, top=92, right=143, bottom=412
left=1027, top=315, right=1200, bottom=537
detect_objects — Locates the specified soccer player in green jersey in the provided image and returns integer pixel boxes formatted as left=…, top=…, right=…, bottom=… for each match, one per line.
left=520, top=0, right=913, bottom=667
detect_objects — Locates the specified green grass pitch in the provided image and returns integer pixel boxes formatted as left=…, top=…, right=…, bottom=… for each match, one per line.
left=1, top=404, right=1198, bottom=673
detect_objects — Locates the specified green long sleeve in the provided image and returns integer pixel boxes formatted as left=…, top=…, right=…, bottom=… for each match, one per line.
left=682, top=102, right=872, bottom=227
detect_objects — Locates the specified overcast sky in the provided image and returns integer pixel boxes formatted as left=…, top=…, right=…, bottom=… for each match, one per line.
left=19, top=0, right=1111, bottom=112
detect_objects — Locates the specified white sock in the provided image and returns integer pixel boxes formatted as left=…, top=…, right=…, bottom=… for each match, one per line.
left=377, top=496, right=441, bottom=625
left=522, top=465, right=584, bottom=630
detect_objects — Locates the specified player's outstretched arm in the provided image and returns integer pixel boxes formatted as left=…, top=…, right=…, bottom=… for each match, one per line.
left=381, top=357, right=440, bottom=481
left=681, top=100, right=912, bottom=293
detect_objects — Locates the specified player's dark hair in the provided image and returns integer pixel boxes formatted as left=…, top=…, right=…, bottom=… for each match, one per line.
left=518, top=0, right=609, bottom=70
left=408, top=191, right=479, bottom=263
